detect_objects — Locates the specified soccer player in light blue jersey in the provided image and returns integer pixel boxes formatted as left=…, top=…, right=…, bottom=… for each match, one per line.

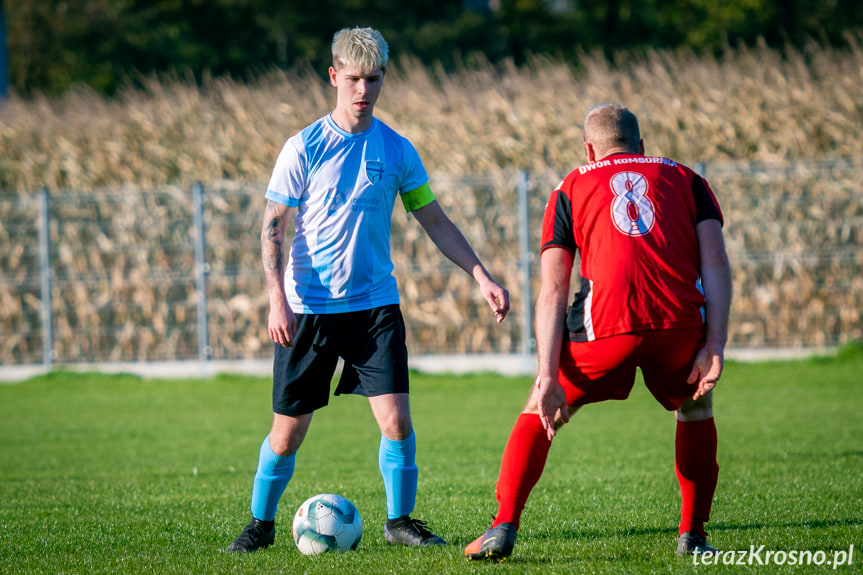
left=227, top=26, right=510, bottom=553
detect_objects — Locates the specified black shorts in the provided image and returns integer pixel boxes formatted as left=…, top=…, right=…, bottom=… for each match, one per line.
left=272, top=304, right=410, bottom=416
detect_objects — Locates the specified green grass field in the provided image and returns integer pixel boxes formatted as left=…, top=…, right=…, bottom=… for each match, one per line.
left=2, top=347, right=862, bottom=574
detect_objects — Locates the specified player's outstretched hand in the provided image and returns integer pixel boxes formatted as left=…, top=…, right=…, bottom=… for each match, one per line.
left=687, top=340, right=724, bottom=400
left=479, top=278, right=510, bottom=323
left=536, top=375, right=570, bottom=441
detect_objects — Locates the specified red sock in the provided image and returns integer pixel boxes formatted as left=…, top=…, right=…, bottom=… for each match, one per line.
left=493, top=413, right=553, bottom=530
left=675, top=417, right=719, bottom=537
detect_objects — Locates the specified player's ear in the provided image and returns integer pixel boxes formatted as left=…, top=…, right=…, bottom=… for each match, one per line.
left=328, top=66, right=338, bottom=87
left=638, top=139, right=645, bottom=155
left=584, top=142, right=597, bottom=163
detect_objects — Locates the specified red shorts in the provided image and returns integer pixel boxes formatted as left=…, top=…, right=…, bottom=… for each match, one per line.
left=559, top=327, right=705, bottom=411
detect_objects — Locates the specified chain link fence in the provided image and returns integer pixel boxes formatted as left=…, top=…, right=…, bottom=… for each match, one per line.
left=1, top=158, right=861, bottom=368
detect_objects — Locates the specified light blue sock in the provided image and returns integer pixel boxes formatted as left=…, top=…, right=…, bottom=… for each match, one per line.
left=250, top=435, right=295, bottom=522
left=379, top=430, right=418, bottom=520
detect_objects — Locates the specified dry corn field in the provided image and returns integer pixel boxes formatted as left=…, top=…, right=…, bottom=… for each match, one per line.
left=1, top=38, right=862, bottom=365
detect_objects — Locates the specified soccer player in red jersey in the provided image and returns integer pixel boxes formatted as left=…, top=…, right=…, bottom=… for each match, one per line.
left=465, top=102, right=732, bottom=560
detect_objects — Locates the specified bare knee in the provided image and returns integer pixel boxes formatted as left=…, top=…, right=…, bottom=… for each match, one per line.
left=369, top=394, right=412, bottom=440
left=676, top=391, right=713, bottom=421
left=376, top=411, right=412, bottom=440
left=269, top=413, right=313, bottom=456
left=522, top=386, right=578, bottom=430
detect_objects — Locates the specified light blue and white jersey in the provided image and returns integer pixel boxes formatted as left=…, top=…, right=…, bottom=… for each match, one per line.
left=265, top=114, right=430, bottom=314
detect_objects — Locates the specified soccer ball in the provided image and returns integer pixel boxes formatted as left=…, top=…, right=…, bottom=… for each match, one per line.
left=292, top=493, right=363, bottom=555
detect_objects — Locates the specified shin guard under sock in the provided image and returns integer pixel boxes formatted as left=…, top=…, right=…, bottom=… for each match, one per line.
left=379, top=431, right=418, bottom=520
left=250, top=435, right=296, bottom=522
left=494, top=413, right=553, bottom=530
left=675, top=417, right=719, bottom=537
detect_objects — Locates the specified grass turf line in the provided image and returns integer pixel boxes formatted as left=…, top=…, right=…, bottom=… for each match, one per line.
left=1, top=347, right=861, bottom=574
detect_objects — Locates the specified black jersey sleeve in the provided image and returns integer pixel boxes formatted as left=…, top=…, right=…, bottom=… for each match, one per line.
left=692, top=175, right=723, bottom=225
left=541, top=188, right=577, bottom=254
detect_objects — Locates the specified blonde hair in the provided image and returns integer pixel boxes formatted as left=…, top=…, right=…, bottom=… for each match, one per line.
left=583, top=102, right=641, bottom=156
left=331, top=27, right=389, bottom=73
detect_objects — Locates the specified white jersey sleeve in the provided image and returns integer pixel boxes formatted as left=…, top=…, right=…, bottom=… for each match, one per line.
left=265, top=137, right=307, bottom=208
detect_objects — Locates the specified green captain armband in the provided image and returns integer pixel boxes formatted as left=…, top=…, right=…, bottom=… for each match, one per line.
left=400, top=183, right=436, bottom=212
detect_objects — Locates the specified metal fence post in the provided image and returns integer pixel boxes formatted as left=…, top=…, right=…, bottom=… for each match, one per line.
left=192, top=182, right=211, bottom=362
left=517, top=170, right=534, bottom=362
left=0, top=3, right=9, bottom=100
left=38, top=187, right=53, bottom=366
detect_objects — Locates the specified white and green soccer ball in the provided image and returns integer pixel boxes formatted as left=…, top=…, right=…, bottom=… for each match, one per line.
left=292, top=493, right=363, bottom=555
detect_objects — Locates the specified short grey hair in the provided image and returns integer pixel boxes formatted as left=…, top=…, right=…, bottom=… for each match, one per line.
left=331, top=27, right=389, bottom=72
left=583, top=102, right=641, bottom=155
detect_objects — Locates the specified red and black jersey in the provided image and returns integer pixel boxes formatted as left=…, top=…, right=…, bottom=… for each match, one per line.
left=541, top=154, right=723, bottom=341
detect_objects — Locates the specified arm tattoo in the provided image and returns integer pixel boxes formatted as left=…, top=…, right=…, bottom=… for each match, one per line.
left=262, top=201, right=286, bottom=273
